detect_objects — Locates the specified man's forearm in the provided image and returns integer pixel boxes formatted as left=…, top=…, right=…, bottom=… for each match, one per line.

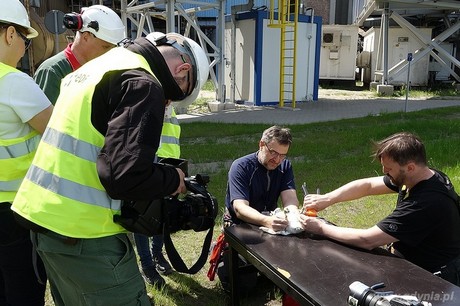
left=319, top=223, right=395, bottom=250
left=326, top=177, right=389, bottom=205
left=234, top=204, right=270, bottom=227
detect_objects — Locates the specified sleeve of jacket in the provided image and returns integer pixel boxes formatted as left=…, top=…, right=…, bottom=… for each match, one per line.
left=95, top=69, right=180, bottom=201
left=34, top=66, right=62, bottom=105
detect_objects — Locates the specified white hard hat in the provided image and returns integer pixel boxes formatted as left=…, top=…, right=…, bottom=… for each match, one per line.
left=80, top=5, right=125, bottom=45
left=146, top=32, right=209, bottom=107
left=0, top=0, right=38, bottom=38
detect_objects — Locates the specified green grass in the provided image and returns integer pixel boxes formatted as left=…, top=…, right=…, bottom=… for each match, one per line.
left=45, top=106, right=460, bottom=306
left=320, top=81, right=459, bottom=99
left=201, top=79, right=216, bottom=91
left=391, top=86, right=459, bottom=99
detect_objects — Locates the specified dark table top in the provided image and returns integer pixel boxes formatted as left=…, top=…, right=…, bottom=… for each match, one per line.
left=225, top=223, right=460, bottom=306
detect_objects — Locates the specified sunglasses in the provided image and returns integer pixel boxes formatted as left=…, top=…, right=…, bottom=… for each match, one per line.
left=16, top=30, right=31, bottom=50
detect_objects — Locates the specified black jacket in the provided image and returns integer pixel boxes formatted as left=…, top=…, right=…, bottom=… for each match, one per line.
left=92, top=38, right=184, bottom=201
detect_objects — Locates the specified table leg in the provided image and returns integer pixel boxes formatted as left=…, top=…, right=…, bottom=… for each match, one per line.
left=228, top=245, right=240, bottom=306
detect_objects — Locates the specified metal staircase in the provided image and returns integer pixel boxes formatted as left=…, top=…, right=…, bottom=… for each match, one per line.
left=269, top=0, right=299, bottom=108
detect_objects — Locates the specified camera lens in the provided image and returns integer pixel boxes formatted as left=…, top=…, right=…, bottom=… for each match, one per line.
left=349, top=281, right=391, bottom=306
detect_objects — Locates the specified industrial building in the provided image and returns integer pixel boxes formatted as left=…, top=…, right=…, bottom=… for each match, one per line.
left=15, top=1, right=460, bottom=109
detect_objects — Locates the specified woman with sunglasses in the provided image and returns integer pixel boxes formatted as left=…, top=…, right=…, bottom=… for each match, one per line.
left=0, top=0, right=53, bottom=305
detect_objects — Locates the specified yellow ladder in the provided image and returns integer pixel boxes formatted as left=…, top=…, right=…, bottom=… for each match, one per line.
left=269, top=0, right=299, bottom=108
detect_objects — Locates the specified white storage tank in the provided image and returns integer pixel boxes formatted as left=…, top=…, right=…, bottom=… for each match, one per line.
left=319, top=24, right=359, bottom=81
left=362, top=26, right=432, bottom=86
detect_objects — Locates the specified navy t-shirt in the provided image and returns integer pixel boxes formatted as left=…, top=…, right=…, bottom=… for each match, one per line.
left=225, top=152, right=296, bottom=224
left=377, top=170, right=460, bottom=272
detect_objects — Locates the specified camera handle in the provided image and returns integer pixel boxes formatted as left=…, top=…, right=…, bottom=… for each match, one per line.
left=162, top=221, right=214, bottom=274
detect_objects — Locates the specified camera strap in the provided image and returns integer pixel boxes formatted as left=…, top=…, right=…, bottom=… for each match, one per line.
left=163, top=224, right=214, bottom=275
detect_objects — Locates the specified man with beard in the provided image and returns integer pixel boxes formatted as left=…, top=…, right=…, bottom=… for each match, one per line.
left=301, top=132, right=460, bottom=286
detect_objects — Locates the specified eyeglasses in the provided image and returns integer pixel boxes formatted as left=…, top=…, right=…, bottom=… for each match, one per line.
left=180, top=54, right=193, bottom=95
left=1, top=25, right=31, bottom=50
left=264, top=143, right=287, bottom=160
left=16, top=29, right=31, bottom=50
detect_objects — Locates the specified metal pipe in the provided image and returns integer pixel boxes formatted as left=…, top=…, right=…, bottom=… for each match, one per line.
left=382, top=7, right=389, bottom=84
left=305, top=7, right=314, bottom=101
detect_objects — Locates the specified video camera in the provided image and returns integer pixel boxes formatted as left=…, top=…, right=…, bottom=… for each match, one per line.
left=113, top=158, right=218, bottom=274
left=164, top=173, right=218, bottom=233
left=348, top=281, right=429, bottom=306
left=114, top=158, right=217, bottom=236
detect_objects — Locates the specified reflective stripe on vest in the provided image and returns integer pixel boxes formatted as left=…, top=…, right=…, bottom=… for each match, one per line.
left=161, top=135, right=180, bottom=146
left=0, top=135, right=40, bottom=160
left=0, top=133, right=40, bottom=188
left=25, top=165, right=121, bottom=211
left=0, top=63, right=40, bottom=202
left=25, top=127, right=121, bottom=210
left=12, top=47, right=154, bottom=238
left=41, top=127, right=98, bottom=162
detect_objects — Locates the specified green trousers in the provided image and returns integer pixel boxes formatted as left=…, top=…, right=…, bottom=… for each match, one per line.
left=36, top=231, right=151, bottom=306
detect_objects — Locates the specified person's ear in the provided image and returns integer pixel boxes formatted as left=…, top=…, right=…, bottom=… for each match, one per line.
left=406, top=162, right=416, bottom=173
left=5, top=26, right=15, bottom=46
left=81, top=31, right=92, bottom=42
left=258, top=140, right=265, bottom=150
left=175, top=62, right=191, bottom=74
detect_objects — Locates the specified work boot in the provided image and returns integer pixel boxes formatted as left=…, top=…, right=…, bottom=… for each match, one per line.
left=142, top=266, right=166, bottom=288
left=154, top=253, right=174, bottom=275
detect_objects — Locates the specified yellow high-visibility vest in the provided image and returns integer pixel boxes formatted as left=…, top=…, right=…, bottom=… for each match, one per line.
left=0, top=63, right=40, bottom=203
left=12, top=48, right=157, bottom=238
left=157, top=106, right=181, bottom=159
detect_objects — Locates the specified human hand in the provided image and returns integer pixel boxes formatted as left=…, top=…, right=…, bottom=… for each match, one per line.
left=302, top=194, right=331, bottom=212
left=266, top=214, right=289, bottom=232
left=299, top=214, right=325, bottom=235
left=171, top=168, right=187, bottom=196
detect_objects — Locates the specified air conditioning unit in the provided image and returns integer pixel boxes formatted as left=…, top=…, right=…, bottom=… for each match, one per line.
left=322, top=32, right=341, bottom=47
left=319, top=25, right=359, bottom=80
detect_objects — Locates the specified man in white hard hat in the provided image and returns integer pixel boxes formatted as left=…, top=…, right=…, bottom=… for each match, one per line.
left=12, top=32, right=209, bottom=305
left=34, top=5, right=125, bottom=104
left=0, top=0, right=53, bottom=305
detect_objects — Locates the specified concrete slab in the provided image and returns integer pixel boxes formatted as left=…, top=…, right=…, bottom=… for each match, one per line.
left=377, top=84, right=394, bottom=96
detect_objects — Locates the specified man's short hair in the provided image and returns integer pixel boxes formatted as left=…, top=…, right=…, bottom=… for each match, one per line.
left=261, top=126, right=292, bottom=146
left=373, top=132, right=427, bottom=166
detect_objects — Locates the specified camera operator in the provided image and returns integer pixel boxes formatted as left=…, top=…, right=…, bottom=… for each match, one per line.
left=11, top=32, right=209, bottom=305
left=301, top=132, right=460, bottom=286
